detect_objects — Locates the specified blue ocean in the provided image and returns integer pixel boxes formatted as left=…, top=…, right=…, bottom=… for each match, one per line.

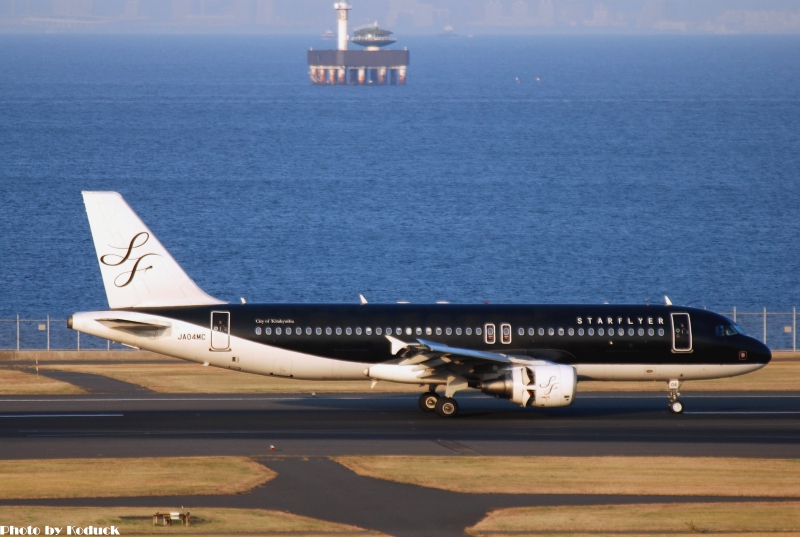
left=1, top=34, right=799, bottom=335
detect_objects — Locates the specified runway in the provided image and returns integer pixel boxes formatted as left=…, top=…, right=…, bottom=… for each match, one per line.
left=1, top=387, right=799, bottom=536
left=1, top=391, right=799, bottom=459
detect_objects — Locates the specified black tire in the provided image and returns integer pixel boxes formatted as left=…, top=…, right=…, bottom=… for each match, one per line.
left=419, top=392, right=439, bottom=412
left=435, top=397, right=459, bottom=418
left=669, top=399, right=684, bottom=414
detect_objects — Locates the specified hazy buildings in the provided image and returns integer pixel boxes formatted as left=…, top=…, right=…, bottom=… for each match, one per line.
left=1, top=0, right=799, bottom=34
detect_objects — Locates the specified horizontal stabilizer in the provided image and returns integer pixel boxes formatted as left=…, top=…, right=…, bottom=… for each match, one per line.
left=96, top=318, right=171, bottom=331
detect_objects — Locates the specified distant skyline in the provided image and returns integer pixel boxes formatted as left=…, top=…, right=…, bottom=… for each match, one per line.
left=1, top=0, right=800, bottom=34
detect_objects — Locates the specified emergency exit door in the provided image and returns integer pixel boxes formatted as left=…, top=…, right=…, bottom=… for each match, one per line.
left=211, top=311, right=230, bottom=351
left=671, top=313, right=692, bottom=352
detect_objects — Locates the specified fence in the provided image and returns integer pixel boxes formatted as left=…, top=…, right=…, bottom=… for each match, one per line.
left=1, top=309, right=798, bottom=351
left=0, top=315, right=132, bottom=351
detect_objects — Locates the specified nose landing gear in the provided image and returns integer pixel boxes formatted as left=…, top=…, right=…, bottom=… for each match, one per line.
left=668, top=379, right=684, bottom=414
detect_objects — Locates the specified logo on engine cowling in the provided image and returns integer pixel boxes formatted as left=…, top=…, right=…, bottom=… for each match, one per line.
left=538, top=375, right=559, bottom=395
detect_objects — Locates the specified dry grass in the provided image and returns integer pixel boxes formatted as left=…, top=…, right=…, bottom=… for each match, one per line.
left=580, top=361, right=797, bottom=392
left=0, top=506, right=382, bottom=535
left=41, top=363, right=421, bottom=394
left=469, top=502, right=800, bottom=536
left=335, top=456, right=800, bottom=496
left=0, top=367, right=85, bottom=395
left=0, top=457, right=274, bottom=499
left=42, top=361, right=799, bottom=394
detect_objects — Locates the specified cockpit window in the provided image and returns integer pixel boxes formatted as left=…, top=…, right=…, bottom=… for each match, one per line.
left=716, top=323, right=744, bottom=337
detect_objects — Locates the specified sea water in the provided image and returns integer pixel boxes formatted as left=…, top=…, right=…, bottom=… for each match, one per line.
left=1, top=35, right=798, bottom=326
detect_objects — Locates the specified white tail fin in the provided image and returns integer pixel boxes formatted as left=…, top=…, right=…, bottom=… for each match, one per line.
left=82, top=191, right=225, bottom=309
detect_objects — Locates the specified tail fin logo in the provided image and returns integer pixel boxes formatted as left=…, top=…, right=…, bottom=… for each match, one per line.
left=100, top=232, right=161, bottom=288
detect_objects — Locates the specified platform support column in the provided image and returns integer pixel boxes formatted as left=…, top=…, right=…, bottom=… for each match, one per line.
left=398, top=66, right=406, bottom=85
left=338, top=68, right=346, bottom=84
left=378, top=67, right=387, bottom=84
left=357, top=68, right=365, bottom=85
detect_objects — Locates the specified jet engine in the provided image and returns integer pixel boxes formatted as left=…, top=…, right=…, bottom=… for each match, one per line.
left=480, top=364, right=577, bottom=407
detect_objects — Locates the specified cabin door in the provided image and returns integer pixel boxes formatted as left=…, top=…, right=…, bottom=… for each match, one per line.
left=210, top=311, right=231, bottom=351
left=671, top=313, right=692, bottom=352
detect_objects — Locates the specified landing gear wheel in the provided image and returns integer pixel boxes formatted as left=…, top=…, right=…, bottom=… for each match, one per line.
left=669, top=399, right=684, bottom=414
left=419, top=392, right=439, bottom=412
left=435, top=397, right=459, bottom=418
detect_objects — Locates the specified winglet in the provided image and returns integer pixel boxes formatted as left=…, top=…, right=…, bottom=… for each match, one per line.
left=665, top=295, right=673, bottom=306
left=385, top=335, right=410, bottom=355
left=359, top=294, right=368, bottom=305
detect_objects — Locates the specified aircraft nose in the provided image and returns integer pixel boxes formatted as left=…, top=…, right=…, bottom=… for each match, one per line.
left=746, top=337, right=771, bottom=364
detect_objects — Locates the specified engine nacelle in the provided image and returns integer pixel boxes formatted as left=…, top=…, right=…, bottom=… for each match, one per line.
left=480, top=364, right=577, bottom=407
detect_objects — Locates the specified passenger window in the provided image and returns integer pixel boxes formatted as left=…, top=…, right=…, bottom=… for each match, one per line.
left=578, top=328, right=584, bottom=336
left=446, top=327, right=452, bottom=335
left=658, top=328, right=665, bottom=336
left=276, top=327, right=282, bottom=335
left=598, top=328, right=604, bottom=336
left=455, top=327, right=462, bottom=335
left=548, top=328, right=554, bottom=336
left=436, top=327, right=442, bottom=335
left=364, top=327, right=371, bottom=335
left=568, top=328, right=574, bottom=336
left=476, top=327, right=482, bottom=336
left=326, top=327, right=332, bottom=335
left=628, top=328, right=634, bottom=336
left=416, top=327, right=422, bottom=336
left=316, top=327, right=322, bottom=335
left=648, top=328, right=654, bottom=336
left=406, top=327, right=412, bottom=336
left=638, top=328, right=644, bottom=336
left=425, top=327, right=432, bottom=335
left=558, top=328, right=564, bottom=336
left=588, top=328, right=594, bottom=336
left=528, top=328, right=534, bottom=336
left=265, top=327, right=272, bottom=335
left=538, top=328, right=545, bottom=336
left=374, top=327, right=381, bottom=335
left=345, top=327, right=352, bottom=335
left=356, top=327, right=362, bottom=335
left=255, top=327, right=262, bottom=335
left=385, top=328, right=392, bottom=335
left=518, top=327, right=524, bottom=336
left=336, top=327, right=342, bottom=335
left=466, top=328, right=472, bottom=335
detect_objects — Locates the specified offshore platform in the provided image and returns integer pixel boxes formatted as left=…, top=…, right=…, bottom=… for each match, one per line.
left=308, top=3, right=409, bottom=85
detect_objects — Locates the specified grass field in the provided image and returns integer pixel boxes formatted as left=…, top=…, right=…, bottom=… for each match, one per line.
left=0, top=506, right=382, bottom=536
left=334, top=456, right=800, bottom=496
left=578, top=360, right=798, bottom=392
left=468, top=502, right=800, bottom=536
left=0, top=367, right=85, bottom=395
left=37, top=359, right=799, bottom=394
left=0, top=457, right=274, bottom=499
left=39, top=363, right=422, bottom=394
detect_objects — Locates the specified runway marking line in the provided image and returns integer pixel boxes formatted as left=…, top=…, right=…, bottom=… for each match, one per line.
left=0, top=413, right=124, bottom=418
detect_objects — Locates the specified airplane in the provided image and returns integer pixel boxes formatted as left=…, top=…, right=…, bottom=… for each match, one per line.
left=68, top=192, right=772, bottom=417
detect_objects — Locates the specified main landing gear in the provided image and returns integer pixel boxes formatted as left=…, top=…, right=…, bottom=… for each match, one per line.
left=418, top=385, right=459, bottom=418
left=668, top=379, right=684, bottom=414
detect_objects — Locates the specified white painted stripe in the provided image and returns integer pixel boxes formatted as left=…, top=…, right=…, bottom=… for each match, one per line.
left=0, top=413, right=124, bottom=418
left=685, top=411, right=800, bottom=415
